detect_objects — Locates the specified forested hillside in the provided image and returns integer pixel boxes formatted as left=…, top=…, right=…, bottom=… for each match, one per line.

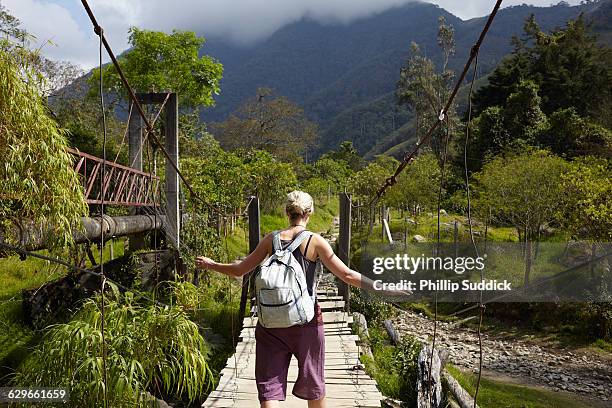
left=202, top=1, right=605, bottom=156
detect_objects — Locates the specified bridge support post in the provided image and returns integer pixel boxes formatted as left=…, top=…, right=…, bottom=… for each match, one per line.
left=128, top=101, right=146, bottom=251
left=164, top=93, right=180, bottom=248
left=338, top=192, right=351, bottom=310
left=240, top=196, right=260, bottom=318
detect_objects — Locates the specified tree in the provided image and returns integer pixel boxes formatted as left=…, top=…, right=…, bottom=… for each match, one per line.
left=350, top=156, right=399, bottom=200
left=90, top=28, right=223, bottom=109
left=386, top=152, right=441, bottom=218
left=396, top=17, right=458, bottom=159
left=558, top=157, right=612, bottom=241
left=320, top=141, right=365, bottom=171
left=0, top=47, right=87, bottom=248
left=466, top=80, right=548, bottom=172
left=181, top=148, right=248, bottom=216
left=473, top=15, right=612, bottom=127
left=241, top=149, right=299, bottom=212
left=215, top=88, right=318, bottom=163
left=473, top=150, right=568, bottom=242
left=300, top=157, right=353, bottom=200
left=538, top=108, right=612, bottom=159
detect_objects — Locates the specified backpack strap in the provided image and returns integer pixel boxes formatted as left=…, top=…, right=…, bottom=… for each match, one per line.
left=286, top=230, right=312, bottom=253
left=272, top=230, right=282, bottom=252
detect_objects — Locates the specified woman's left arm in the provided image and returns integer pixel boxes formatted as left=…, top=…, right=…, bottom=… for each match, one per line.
left=196, top=234, right=272, bottom=277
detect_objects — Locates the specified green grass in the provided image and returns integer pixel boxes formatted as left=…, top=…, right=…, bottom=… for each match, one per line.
left=447, top=365, right=594, bottom=408
left=359, top=326, right=406, bottom=400
left=0, top=239, right=126, bottom=382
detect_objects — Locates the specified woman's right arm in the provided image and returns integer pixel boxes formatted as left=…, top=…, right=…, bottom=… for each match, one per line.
left=315, top=235, right=378, bottom=291
left=315, top=235, right=410, bottom=297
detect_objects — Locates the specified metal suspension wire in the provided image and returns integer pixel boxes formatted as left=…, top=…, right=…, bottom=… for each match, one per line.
left=372, top=0, right=504, bottom=205
left=97, top=30, right=109, bottom=408
left=428, top=115, right=452, bottom=406
left=464, top=49, right=486, bottom=408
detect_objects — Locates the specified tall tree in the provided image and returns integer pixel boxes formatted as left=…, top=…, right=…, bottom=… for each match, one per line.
left=474, top=150, right=568, bottom=242
left=473, top=14, right=612, bottom=127
left=396, top=17, right=458, bottom=160
left=215, top=88, right=318, bottom=163
left=90, top=27, right=223, bottom=109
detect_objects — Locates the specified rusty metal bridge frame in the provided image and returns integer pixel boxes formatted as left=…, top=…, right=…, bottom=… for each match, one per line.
left=69, top=147, right=160, bottom=207
left=0, top=94, right=179, bottom=252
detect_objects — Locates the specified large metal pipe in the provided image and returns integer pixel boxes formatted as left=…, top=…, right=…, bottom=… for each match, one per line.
left=0, top=215, right=165, bottom=252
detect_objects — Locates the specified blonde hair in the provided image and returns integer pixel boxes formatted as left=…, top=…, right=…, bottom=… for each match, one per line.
left=286, top=190, right=314, bottom=220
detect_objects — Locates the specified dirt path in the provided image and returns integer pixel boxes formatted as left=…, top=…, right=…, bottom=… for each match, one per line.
left=390, top=310, right=612, bottom=405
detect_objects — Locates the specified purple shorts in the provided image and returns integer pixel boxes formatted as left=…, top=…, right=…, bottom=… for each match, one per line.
left=254, top=304, right=325, bottom=402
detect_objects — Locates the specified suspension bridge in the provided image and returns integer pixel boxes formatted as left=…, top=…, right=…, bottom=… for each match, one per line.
left=0, top=0, right=513, bottom=406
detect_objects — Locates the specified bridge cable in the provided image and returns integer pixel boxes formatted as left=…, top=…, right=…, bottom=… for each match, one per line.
left=464, top=49, right=486, bottom=408
left=428, top=113, right=452, bottom=406
left=97, top=28, right=109, bottom=407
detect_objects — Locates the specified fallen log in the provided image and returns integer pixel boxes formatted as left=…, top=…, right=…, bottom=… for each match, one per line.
left=443, top=370, right=480, bottom=408
left=384, top=319, right=401, bottom=345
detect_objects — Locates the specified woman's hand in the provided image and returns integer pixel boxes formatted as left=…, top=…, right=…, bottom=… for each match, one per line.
left=196, top=256, right=216, bottom=270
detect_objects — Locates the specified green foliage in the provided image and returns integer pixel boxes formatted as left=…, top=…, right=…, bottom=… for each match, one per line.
left=350, top=287, right=395, bottom=324
left=385, top=152, right=441, bottom=215
left=14, top=290, right=214, bottom=406
left=299, top=156, right=354, bottom=200
left=0, top=49, right=87, bottom=248
left=558, top=157, right=612, bottom=240
left=473, top=150, right=568, bottom=241
left=473, top=14, right=612, bottom=126
left=360, top=324, right=421, bottom=405
left=215, top=88, right=318, bottom=162
left=241, top=149, right=299, bottom=212
left=320, top=141, right=365, bottom=171
left=538, top=108, right=612, bottom=158
left=182, top=148, right=248, bottom=215
left=466, top=80, right=549, bottom=171
left=90, top=28, right=223, bottom=108
left=396, top=18, right=458, bottom=159
left=349, top=155, right=399, bottom=201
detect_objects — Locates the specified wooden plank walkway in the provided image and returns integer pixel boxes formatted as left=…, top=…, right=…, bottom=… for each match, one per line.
left=203, top=287, right=384, bottom=407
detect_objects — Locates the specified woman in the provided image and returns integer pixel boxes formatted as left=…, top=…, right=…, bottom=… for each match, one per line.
left=196, top=191, right=401, bottom=408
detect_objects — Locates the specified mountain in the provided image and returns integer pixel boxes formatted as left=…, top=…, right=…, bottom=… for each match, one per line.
left=199, top=1, right=606, bottom=157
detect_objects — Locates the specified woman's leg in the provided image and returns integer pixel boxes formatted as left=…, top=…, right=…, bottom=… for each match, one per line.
left=307, top=397, right=326, bottom=408
left=260, top=400, right=280, bottom=408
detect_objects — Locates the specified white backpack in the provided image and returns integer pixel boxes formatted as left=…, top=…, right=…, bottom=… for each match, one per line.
left=254, top=230, right=315, bottom=328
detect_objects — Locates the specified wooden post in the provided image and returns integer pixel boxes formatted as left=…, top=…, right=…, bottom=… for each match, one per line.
left=524, top=240, right=532, bottom=287
left=239, top=197, right=260, bottom=318
left=164, top=93, right=180, bottom=248
left=454, top=220, right=459, bottom=258
left=338, top=193, right=351, bottom=309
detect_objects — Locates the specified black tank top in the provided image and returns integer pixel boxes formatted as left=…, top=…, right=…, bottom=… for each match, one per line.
left=280, top=234, right=318, bottom=297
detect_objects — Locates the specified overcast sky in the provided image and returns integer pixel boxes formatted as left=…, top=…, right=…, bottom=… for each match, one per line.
left=2, top=0, right=582, bottom=68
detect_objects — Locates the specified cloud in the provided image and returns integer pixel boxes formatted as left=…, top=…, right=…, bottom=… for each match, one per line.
left=2, top=0, right=582, bottom=68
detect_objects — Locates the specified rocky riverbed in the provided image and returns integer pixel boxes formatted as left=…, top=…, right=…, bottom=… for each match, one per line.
left=391, top=310, right=612, bottom=403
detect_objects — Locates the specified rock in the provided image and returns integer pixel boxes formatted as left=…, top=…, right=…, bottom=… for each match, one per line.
left=412, top=235, right=427, bottom=243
